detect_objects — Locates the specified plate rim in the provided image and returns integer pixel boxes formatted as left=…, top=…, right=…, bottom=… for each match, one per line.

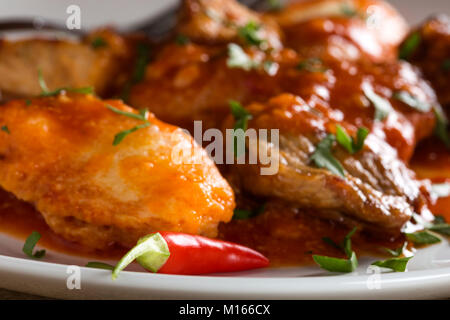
left=1, top=254, right=450, bottom=299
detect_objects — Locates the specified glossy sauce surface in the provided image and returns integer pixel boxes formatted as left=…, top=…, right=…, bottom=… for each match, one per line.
left=0, top=138, right=448, bottom=265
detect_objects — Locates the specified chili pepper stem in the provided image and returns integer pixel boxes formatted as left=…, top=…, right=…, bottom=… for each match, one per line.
left=112, top=233, right=170, bottom=280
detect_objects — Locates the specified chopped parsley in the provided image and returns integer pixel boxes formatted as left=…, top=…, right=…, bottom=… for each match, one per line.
left=230, top=100, right=253, bottom=132
left=385, top=242, right=407, bottom=257
left=371, top=256, right=412, bottom=272
left=112, top=122, right=150, bottom=146
left=399, top=32, right=421, bottom=60
left=313, top=228, right=358, bottom=273
left=296, top=58, right=328, bottom=73
left=335, top=125, right=368, bottom=154
left=1, top=125, right=10, bottom=134
left=405, top=230, right=441, bottom=245
left=313, top=252, right=358, bottom=273
left=363, top=84, right=393, bottom=121
left=175, top=34, right=190, bottom=46
left=310, top=134, right=345, bottom=178
left=341, top=3, right=358, bottom=17
left=22, top=231, right=46, bottom=259
left=433, top=107, right=450, bottom=148
left=238, top=21, right=266, bottom=47
left=91, top=37, right=107, bottom=49
left=443, top=59, right=450, bottom=71
left=38, top=69, right=94, bottom=97
left=106, top=105, right=149, bottom=121
left=322, top=227, right=357, bottom=258
left=121, top=42, right=151, bottom=102
left=233, top=204, right=266, bottom=220
left=106, top=105, right=151, bottom=146
left=267, top=0, right=283, bottom=11
left=229, top=100, right=253, bottom=157
left=428, top=223, right=450, bottom=236
left=393, top=91, right=431, bottom=112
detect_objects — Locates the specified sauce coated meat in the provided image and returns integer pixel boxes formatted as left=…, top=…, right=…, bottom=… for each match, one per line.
left=0, top=94, right=235, bottom=249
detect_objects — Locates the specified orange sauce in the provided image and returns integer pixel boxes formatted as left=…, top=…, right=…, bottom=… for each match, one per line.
left=411, top=137, right=450, bottom=222
left=0, top=137, right=448, bottom=266
left=0, top=189, right=126, bottom=260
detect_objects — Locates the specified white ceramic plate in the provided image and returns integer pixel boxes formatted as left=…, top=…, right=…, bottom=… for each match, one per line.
left=0, top=0, right=450, bottom=300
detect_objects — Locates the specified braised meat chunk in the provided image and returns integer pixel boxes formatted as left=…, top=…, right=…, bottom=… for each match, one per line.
left=226, top=94, right=431, bottom=233
left=401, top=15, right=450, bottom=111
left=272, top=0, right=408, bottom=62
left=0, top=29, right=134, bottom=101
left=0, top=93, right=235, bottom=249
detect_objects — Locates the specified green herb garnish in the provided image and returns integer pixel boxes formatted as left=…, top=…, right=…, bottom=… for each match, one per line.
left=434, top=215, right=446, bottom=225
left=385, top=242, right=407, bottom=257
left=371, top=256, right=412, bottom=272
left=322, top=237, right=342, bottom=251
left=313, top=251, right=358, bottom=273
left=433, top=107, right=450, bottom=148
left=91, top=37, right=107, bottom=49
left=106, top=105, right=149, bottom=121
left=310, top=134, right=345, bottom=178
left=112, top=122, right=150, bottom=146
left=322, top=227, right=358, bottom=257
left=238, top=21, right=265, bottom=47
left=38, top=69, right=94, bottom=97
left=406, top=230, right=441, bottom=245
left=86, top=262, right=114, bottom=270
left=1, top=125, right=10, bottom=134
left=121, top=43, right=151, bottom=102
left=106, top=105, right=151, bottom=146
left=229, top=100, right=253, bottom=157
left=314, top=228, right=358, bottom=272
left=233, top=204, right=266, bottom=220
left=341, top=3, right=358, bottom=17
left=443, top=59, right=450, bottom=71
left=296, top=58, right=328, bottom=73
left=399, top=32, right=421, bottom=60
left=175, top=34, right=190, bottom=46
left=336, top=125, right=368, bottom=154
left=267, top=0, right=283, bottom=11
left=22, top=231, right=46, bottom=259
left=230, top=100, right=253, bottom=132
left=393, top=91, right=431, bottom=112
left=363, top=84, right=393, bottom=121
left=428, top=224, right=450, bottom=236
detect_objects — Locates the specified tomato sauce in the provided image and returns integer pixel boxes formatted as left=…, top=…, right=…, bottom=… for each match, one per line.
left=0, top=189, right=126, bottom=260
left=0, top=137, right=448, bottom=266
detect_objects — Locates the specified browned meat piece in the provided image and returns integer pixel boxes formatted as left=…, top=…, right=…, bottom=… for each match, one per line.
left=176, top=0, right=283, bottom=49
left=225, top=94, right=432, bottom=233
left=0, top=93, right=235, bottom=249
left=402, top=15, right=450, bottom=110
left=130, top=39, right=437, bottom=160
left=0, top=29, right=134, bottom=101
left=130, top=0, right=436, bottom=161
left=272, top=0, right=408, bottom=62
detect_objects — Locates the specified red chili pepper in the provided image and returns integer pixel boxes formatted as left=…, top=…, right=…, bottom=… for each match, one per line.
left=112, top=232, right=269, bottom=279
